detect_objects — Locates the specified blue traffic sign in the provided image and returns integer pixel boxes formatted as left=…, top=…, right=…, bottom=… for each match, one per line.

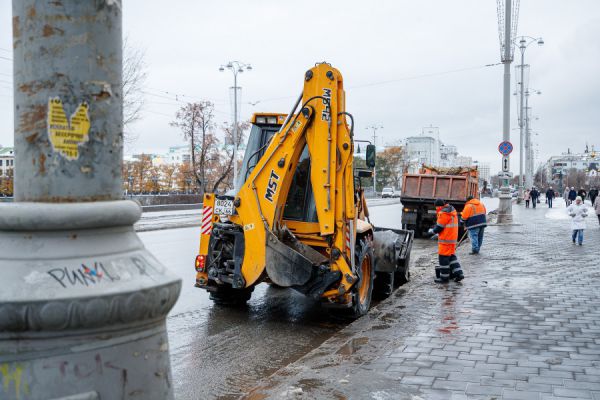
left=498, top=141, right=513, bottom=156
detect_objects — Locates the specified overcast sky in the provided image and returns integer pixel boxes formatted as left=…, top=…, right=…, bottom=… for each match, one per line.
left=1, top=0, right=599, bottom=169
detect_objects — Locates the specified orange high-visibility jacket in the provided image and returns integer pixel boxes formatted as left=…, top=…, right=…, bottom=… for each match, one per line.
left=461, top=199, right=487, bottom=229
left=435, top=204, right=459, bottom=256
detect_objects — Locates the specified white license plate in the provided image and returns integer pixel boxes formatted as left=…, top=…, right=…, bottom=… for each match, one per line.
left=428, top=210, right=438, bottom=214
left=214, top=199, right=234, bottom=215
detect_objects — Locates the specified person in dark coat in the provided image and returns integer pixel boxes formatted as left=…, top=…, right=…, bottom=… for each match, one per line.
left=578, top=188, right=587, bottom=204
left=546, top=187, right=555, bottom=208
left=530, top=187, right=539, bottom=208
left=568, top=187, right=577, bottom=205
left=589, top=187, right=598, bottom=206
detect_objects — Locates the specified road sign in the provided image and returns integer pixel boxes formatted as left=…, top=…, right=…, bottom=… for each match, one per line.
left=502, top=155, right=509, bottom=172
left=498, top=141, right=513, bottom=156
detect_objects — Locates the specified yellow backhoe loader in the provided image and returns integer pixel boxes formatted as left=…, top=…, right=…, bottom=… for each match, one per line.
left=194, top=63, right=413, bottom=317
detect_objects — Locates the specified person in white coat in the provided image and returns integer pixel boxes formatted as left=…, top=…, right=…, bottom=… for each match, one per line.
left=567, top=196, right=588, bottom=245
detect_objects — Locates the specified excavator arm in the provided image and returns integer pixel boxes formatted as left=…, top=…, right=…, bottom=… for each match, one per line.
left=231, top=63, right=357, bottom=297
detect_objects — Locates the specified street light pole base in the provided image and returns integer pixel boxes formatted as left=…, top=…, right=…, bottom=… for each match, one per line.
left=497, top=188, right=514, bottom=224
left=0, top=201, right=181, bottom=400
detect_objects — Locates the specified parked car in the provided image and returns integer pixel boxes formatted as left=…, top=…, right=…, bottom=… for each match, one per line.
left=381, top=187, right=398, bottom=198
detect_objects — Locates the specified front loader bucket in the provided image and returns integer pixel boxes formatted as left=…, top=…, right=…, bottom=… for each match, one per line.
left=373, top=228, right=414, bottom=273
left=265, top=231, right=314, bottom=287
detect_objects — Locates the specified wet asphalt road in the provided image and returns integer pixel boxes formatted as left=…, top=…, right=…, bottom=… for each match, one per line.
left=138, top=201, right=405, bottom=399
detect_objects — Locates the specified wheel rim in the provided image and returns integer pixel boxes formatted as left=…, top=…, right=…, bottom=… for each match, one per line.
left=358, top=253, right=372, bottom=304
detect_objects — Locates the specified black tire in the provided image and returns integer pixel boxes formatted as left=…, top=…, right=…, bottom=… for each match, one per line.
left=395, top=252, right=411, bottom=286
left=347, top=239, right=375, bottom=318
left=209, top=285, right=254, bottom=306
left=374, top=271, right=394, bottom=299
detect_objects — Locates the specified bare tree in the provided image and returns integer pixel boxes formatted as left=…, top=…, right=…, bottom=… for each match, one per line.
left=170, top=101, right=218, bottom=194
left=160, top=164, right=177, bottom=192
left=132, top=154, right=153, bottom=193
left=123, top=37, right=147, bottom=142
left=209, top=121, right=250, bottom=193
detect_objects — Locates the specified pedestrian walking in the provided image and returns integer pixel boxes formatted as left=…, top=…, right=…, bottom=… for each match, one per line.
left=546, top=186, right=555, bottom=208
left=568, top=187, right=577, bottom=205
left=460, top=196, right=487, bottom=254
left=524, top=188, right=531, bottom=208
left=563, top=187, right=570, bottom=206
left=530, top=187, right=539, bottom=208
left=588, top=187, right=598, bottom=206
left=578, top=188, right=587, bottom=204
left=428, top=199, right=464, bottom=283
left=567, top=196, right=588, bottom=245
left=595, top=196, right=600, bottom=226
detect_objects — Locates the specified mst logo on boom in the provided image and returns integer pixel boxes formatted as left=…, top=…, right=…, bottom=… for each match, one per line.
left=265, top=170, right=280, bottom=202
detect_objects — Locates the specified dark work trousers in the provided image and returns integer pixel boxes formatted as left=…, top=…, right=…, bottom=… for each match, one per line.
left=532, top=197, right=537, bottom=208
left=436, top=254, right=464, bottom=282
left=547, top=197, right=553, bottom=208
left=525, top=200, right=530, bottom=208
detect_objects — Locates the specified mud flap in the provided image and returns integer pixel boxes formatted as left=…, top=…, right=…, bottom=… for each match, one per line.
left=265, top=230, right=314, bottom=287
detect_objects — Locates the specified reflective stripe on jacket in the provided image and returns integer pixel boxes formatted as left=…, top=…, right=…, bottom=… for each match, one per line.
left=461, top=199, right=487, bottom=229
left=435, top=204, right=459, bottom=256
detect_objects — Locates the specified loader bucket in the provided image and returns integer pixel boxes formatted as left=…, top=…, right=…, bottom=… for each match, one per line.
left=372, top=228, right=414, bottom=273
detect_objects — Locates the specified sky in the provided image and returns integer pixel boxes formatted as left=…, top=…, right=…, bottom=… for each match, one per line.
left=1, top=0, right=599, bottom=171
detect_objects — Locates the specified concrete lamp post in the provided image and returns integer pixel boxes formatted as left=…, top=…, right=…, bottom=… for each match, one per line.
left=515, top=35, right=544, bottom=202
left=0, top=1, right=181, bottom=399
left=219, top=61, right=252, bottom=191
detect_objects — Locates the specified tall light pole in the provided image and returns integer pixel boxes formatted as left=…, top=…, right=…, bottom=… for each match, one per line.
left=366, top=125, right=382, bottom=196
left=496, top=0, right=520, bottom=223
left=515, top=36, right=544, bottom=197
left=219, top=61, right=252, bottom=191
left=3, top=2, right=180, bottom=398
left=524, top=89, right=541, bottom=188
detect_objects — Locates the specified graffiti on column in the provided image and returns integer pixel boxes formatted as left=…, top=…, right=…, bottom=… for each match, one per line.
left=0, top=363, right=30, bottom=399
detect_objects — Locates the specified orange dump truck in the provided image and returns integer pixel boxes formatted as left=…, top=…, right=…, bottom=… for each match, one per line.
left=400, top=166, right=479, bottom=237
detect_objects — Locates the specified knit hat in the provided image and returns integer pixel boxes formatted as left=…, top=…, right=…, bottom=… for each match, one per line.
left=575, top=196, right=582, bottom=201
left=434, top=199, right=445, bottom=207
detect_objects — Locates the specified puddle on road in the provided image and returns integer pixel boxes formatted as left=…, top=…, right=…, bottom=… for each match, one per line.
left=297, top=378, right=325, bottom=390
left=372, top=323, right=391, bottom=330
left=336, top=337, right=369, bottom=355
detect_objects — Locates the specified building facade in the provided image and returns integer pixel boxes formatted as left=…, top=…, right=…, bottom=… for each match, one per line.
left=405, top=126, right=472, bottom=170
left=165, top=145, right=191, bottom=165
left=545, top=146, right=599, bottom=189
left=0, top=147, right=14, bottom=178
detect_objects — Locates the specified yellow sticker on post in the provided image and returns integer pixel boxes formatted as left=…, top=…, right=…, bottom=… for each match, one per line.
left=47, top=97, right=91, bottom=160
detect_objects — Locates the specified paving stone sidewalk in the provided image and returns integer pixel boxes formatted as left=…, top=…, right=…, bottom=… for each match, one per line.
left=245, top=201, right=600, bottom=400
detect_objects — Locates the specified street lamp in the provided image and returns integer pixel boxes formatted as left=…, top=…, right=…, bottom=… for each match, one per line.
left=515, top=35, right=543, bottom=200
left=366, top=125, right=383, bottom=196
left=495, top=0, right=521, bottom=223
left=524, top=88, right=542, bottom=189
left=219, top=60, right=253, bottom=191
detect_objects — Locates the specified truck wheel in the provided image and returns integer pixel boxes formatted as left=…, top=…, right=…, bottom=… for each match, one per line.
left=395, top=253, right=411, bottom=285
left=348, top=239, right=375, bottom=318
left=374, top=271, right=394, bottom=299
left=209, top=285, right=254, bottom=306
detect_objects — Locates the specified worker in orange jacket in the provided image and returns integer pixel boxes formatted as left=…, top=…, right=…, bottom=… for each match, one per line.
left=461, top=196, right=487, bottom=254
left=428, top=198, right=464, bottom=283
